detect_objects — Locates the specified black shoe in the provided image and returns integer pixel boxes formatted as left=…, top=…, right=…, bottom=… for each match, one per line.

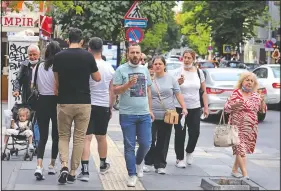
left=67, top=174, right=76, bottom=184
left=100, top=162, right=110, bottom=174
left=58, top=167, right=69, bottom=184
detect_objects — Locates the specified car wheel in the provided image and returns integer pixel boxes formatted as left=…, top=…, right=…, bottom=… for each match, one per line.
left=258, top=112, right=266, bottom=122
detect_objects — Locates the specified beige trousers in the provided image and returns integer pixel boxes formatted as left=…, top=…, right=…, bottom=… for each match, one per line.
left=57, top=104, right=91, bottom=171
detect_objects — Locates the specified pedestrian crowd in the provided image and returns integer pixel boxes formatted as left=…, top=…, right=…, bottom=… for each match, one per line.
left=3, top=27, right=266, bottom=187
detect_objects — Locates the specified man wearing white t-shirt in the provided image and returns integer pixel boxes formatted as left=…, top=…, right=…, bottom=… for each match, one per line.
left=77, top=37, right=115, bottom=181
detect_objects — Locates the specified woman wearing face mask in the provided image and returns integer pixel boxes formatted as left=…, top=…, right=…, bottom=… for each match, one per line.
left=143, top=56, right=187, bottom=174
left=174, top=50, right=209, bottom=168
left=224, top=72, right=266, bottom=180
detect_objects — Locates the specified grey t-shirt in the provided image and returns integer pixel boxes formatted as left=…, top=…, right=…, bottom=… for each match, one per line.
left=152, top=73, right=181, bottom=120
left=113, top=63, right=152, bottom=115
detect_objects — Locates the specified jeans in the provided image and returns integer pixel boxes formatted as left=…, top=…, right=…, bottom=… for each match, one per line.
left=144, top=120, right=172, bottom=169
left=119, top=114, right=152, bottom=176
left=174, top=107, right=201, bottom=160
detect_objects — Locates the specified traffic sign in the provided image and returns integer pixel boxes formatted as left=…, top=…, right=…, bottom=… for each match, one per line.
left=124, top=1, right=147, bottom=21
left=126, top=27, right=144, bottom=43
left=124, top=19, right=147, bottom=28
left=208, top=45, right=213, bottom=51
left=223, top=44, right=232, bottom=54
left=265, top=40, right=274, bottom=48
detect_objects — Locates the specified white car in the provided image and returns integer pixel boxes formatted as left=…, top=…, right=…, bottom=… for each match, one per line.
left=252, top=64, right=280, bottom=108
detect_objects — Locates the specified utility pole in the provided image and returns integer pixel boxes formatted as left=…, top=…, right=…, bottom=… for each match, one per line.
left=267, top=0, right=272, bottom=64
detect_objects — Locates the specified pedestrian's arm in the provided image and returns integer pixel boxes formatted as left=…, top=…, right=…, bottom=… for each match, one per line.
left=14, top=64, right=25, bottom=93
left=91, top=71, right=101, bottom=82
left=175, top=93, right=186, bottom=110
left=147, top=86, right=153, bottom=112
left=53, top=72, right=59, bottom=95
left=109, top=80, right=115, bottom=109
left=113, top=83, right=130, bottom=95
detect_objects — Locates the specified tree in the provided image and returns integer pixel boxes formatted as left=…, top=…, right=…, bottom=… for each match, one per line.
left=52, top=1, right=176, bottom=42
left=176, top=1, right=211, bottom=55
left=180, top=1, right=267, bottom=55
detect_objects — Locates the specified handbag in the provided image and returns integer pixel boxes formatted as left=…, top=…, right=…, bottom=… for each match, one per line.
left=27, top=63, right=40, bottom=110
left=196, top=69, right=204, bottom=108
left=154, top=79, right=179, bottom=124
left=213, top=110, right=240, bottom=147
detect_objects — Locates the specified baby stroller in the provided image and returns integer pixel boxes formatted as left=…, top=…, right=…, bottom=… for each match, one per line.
left=1, top=103, right=39, bottom=161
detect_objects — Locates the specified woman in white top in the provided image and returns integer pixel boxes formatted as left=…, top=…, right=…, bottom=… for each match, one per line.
left=32, top=41, right=61, bottom=180
left=174, top=50, right=209, bottom=168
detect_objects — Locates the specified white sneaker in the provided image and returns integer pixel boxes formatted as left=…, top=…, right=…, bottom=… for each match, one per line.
left=156, top=168, right=166, bottom=174
left=136, top=163, right=144, bottom=178
left=48, top=165, right=56, bottom=175
left=186, top=153, right=193, bottom=165
left=34, top=166, right=45, bottom=180
left=29, top=144, right=34, bottom=151
left=175, top=160, right=186, bottom=168
left=127, top=175, right=138, bottom=187
left=143, top=165, right=152, bottom=172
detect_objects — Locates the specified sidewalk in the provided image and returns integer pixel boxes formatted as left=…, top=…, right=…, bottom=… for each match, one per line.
left=1, top=109, right=280, bottom=190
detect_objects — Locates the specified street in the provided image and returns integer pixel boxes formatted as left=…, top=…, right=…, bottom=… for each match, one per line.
left=1, top=103, right=280, bottom=190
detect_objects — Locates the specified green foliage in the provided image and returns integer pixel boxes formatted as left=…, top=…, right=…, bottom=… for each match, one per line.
left=177, top=1, right=211, bottom=55
left=52, top=1, right=176, bottom=43
left=180, top=1, right=267, bottom=55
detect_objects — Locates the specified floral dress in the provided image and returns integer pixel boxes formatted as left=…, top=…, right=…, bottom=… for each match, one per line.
left=224, top=89, right=267, bottom=157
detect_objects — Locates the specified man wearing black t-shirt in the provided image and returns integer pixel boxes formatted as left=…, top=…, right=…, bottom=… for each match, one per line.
left=53, top=28, right=101, bottom=184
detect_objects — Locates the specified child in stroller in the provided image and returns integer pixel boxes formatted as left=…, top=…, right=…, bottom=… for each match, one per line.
left=2, top=105, right=36, bottom=161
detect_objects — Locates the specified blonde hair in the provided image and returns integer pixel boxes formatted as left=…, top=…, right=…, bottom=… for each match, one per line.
left=18, top=108, right=30, bottom=119
left=235, top=72, right=259, bottom=92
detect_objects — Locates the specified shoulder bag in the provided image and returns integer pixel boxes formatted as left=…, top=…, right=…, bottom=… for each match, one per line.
left=213, top=110, right=240, bottom=147
left=196, top=69, right=204, bottom=108
left=154, top=79, right=179, bottom=124
left=27, top=63, right=40, bottom=110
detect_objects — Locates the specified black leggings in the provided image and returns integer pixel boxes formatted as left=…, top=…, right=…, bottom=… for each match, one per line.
left=36, top=95, right=58, bottom=160
left=174, top=107, right=201, bottom=160
left=144, top=120, right=172, bottom=169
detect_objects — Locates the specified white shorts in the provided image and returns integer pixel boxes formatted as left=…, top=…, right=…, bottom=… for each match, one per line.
left=5, top=129, right=33, bottom=137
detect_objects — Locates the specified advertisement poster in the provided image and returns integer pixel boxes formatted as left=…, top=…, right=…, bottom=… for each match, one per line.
left=102, top=45, right=118, bottom=69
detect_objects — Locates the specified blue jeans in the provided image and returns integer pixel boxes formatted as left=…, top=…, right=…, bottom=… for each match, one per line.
left=119, top=114, right=152, bottom=176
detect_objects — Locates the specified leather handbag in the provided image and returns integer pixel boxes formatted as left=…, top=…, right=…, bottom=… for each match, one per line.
left=154, top=80, right=179, bottom=124
left=27, top=63, right=40, bottom=110
left=213, top=110, right=240, bottom=147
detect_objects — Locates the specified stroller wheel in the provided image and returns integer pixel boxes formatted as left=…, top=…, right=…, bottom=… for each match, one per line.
left=6, top=152, right=11, bottom=161
left=29, top=153, right=33, bottom=161
left=15, top=149, right=19, bottom=156
left=1, top=152, right=6, bottom=160
left=24, top=153, right=28, bottom=161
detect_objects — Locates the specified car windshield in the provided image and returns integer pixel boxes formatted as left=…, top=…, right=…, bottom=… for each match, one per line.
left=270, top=66, right=280, bottom=78
left=211, top=71, right=243, bottom=81
left=226, top=62, right=241, bottom=68
left=166, top=62, right=182, bottom=70
left=246, top=64, right=259, bottom=69
left=200, top=62, right=215, bottom=68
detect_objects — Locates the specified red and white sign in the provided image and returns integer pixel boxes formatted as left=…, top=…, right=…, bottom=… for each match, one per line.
left=40, top=15, right=52, bottom=37
left=126, top=27, right=144, bottom=43
left=1, top=16, right=36, bottom=27
left=124, top=1, right=147, bottom=20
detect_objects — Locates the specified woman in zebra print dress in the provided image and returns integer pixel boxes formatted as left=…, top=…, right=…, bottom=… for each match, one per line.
left=224, top=72, right=267, bottom=179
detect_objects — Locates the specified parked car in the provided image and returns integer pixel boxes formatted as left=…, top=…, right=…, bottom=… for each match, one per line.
left=252, top=64, right=280, bottom=110
left=202, top=68, right=267, bottom=122
left=244, top=63, right=260, bottom=71
left=197, top=60, right=218, bottom=69
left=220, top=60, right=246, bottom=69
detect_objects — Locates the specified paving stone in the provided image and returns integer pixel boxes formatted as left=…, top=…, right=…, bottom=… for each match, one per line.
left=200, top=164, right=232, bottom=177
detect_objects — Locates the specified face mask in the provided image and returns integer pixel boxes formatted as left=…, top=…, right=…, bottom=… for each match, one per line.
left=30, top=60, right=38, bottom=65
left=241, top=85, right=252, bottom=93
left=184, top=64, right=193, bottom=69
left=128, top=62, right=139, bottom=68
